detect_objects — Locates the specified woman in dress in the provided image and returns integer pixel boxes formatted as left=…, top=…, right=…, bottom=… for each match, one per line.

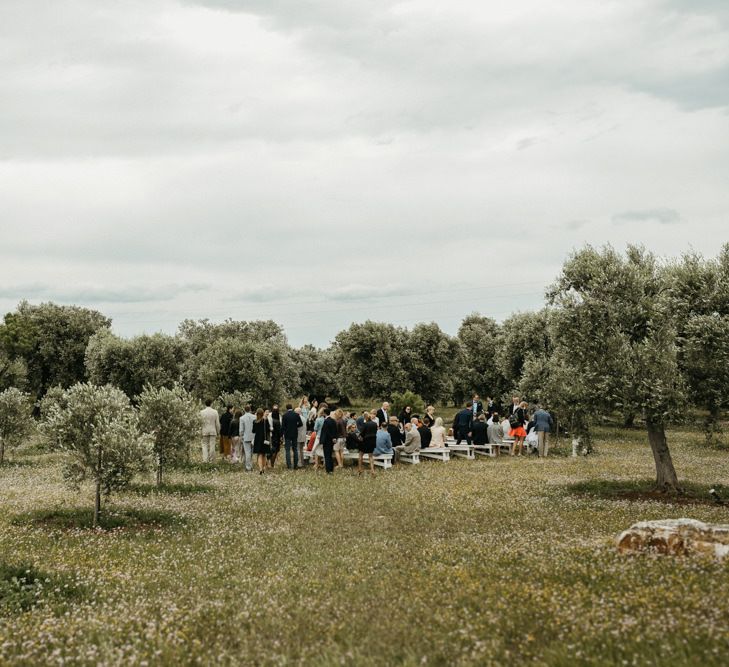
left=359, top=412, right=378, bottom=476
left=307, top=399, right=319, bottom=431
left=430, top=416, right=447, bottom=448
left=398, top=406, right=412, bottom=427
left=425, top=405, right=436, bottom=425
left=252, top=408, right=270, bottom=474
left=268, top=405, right=283, bottom=468
left=299, top=397, right=310, bottom=429
left=510, top=401, right=529, bottom=456
left=312, top=407, right=326, bottom=471
left=230, top=409, right=242, bottom=463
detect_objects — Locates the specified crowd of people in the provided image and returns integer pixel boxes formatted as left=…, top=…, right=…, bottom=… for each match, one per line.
left=199, top=394, right=554, bottom=476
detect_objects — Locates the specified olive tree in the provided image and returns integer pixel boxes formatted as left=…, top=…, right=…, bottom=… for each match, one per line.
left=41, top=383, right=153, bottom=526
left=333, top=321, right=409, bottom=400
left=548, top=245, right=684, bottom=491
left=0, top=351, right=28, bottom=392
left=403, top=323, right=459, bottom=404
left=0, top=388, right=33, bottom=465
left=85, top=331, right=188, bottom=399
left=0, top=301, right=110, bottom=397
left=291, top=344, right=339, bottom=403
left=453, top=315, right=504, bottom=406
left=137, top=384, right=200, bottom=485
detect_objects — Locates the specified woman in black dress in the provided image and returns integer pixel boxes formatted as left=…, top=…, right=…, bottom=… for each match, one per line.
left=359, top=411, right=378, bottom=476
left=252, top=408, right=271, bottom=475
left=268, top=405, right=283, bottom=468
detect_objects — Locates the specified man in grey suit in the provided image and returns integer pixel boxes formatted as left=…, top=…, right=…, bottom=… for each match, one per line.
left=239, top=404, right=256, bottom=471
left=200, top=399, right=220, bottom=463
left=394, top=419, right=421, bottom=463
left=532, top=404, right=554, bottom=457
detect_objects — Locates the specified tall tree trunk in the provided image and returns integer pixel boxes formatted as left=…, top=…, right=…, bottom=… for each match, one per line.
left=93, top=446, right=102, bottom=527
left=156, top=460, right=163, bottom=487
left=646, top=421, right=680, bottom=492
left=0, top=438, right=4, bottom=465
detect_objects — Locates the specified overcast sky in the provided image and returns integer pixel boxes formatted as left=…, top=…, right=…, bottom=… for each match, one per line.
left=1, top=0, right=728, bottom=346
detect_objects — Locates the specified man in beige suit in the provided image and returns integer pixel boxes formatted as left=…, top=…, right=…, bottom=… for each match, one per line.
left=200, top=399, right=220, bottom=463
left=394, top=419, right=421, bottom=463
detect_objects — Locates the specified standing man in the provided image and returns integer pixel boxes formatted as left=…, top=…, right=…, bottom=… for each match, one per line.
left=452, top=401, right=474, bottom=446
left=472, top=394, right=484, bottom=418
left=319, top=408, right=338, bottom=474
left=532, top=404, right=554, bottom=458
left=200, top=399, right=220, bottom=463
left=220, top=404, right=234, bottom=459
left=376, top=402, right=390, bottom=427
left=281, top=403, right=303, bottom=470
left=239, top=404, right=255, bottom=471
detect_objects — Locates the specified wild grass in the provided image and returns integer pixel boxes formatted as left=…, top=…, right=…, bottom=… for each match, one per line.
left=0, top=425, right=728, bottom=665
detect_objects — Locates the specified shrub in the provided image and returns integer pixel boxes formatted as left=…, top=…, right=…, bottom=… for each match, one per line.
left=0, top=387, right=33, bottom=465
left=390, top=390, right=426, bottom=418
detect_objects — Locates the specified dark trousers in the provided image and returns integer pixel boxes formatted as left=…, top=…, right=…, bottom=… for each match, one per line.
left=455, top=429, right=471, bottom=446
left=323, top=441, right=335, bottom=473
left=284, top=437, right=298, bottom=469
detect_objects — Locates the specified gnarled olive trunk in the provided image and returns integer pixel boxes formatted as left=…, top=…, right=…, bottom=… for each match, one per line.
left=93, top=446, right=102, bottom=527
left=0, top=438, right=5, bottom=465
left=646, top=421, right=680, bottom=492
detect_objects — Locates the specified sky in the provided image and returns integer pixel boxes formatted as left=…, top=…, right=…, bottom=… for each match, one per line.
left=1, top=0, right=728, bottom=347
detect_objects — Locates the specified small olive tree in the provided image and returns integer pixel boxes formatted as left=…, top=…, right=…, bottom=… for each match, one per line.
left=137, top=383, right=201, bottom=485
left=41, top=383, right=153, bottom=526
left=0, top=388, right=33, bottom=464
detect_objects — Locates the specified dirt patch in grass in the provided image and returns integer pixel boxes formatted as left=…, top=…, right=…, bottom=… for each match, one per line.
left=566, top=479, right=728, bottom=506
left=11, top=507, right=185, bottom=531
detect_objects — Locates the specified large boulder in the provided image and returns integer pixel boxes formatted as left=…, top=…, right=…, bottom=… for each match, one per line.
left=617, top=519, right=729, bottom=560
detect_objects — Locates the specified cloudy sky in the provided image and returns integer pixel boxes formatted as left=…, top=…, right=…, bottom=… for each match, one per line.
left=1, top=0, right=728, bottom=346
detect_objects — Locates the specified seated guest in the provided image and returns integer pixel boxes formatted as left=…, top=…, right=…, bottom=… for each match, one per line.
left=347, top=412, right=357, bottom=428
left=387, top=416, right=404, bottom=447
left=373, top=421, right=393, bottom=456
left=430, top=417, right=447, bottom=447
left=418, top=416, right=432, bottom=448
left=488, top=413, right=504, bottom=444
left=471, top=413, right=488, bottom=447
left=346, top=422, right=362, bottom=451
left=394, top=420, right=421, bottom=463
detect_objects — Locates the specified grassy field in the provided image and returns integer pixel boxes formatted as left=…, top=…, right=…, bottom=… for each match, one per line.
left=1, top=425, right=729, bottom=665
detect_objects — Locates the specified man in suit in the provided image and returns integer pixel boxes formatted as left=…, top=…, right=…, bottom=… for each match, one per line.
left=532, top=404, right=554, bottom=458
left=472, top=394, right=484, bottom=418
left=319, top=408, right=339, bottom=474
left=239, top=404, right=255, bottom=471
left=452, top=402, right=474, bottom=445
left=376, top=402, right=390, bottom=427
left=281, top=403, right=303, bottom=470
left=200, top=399, right=220, bottom=463
left=394, top=420, right=422, bottom=463
left=387, top=416, right=404, bottom=448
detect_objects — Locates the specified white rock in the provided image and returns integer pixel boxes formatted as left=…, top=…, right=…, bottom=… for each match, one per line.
left=617, top=518, right=729, bottom=560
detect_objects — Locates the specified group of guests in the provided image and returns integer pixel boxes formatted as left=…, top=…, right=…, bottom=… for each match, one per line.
left=198, top=393, right=555, bottom=476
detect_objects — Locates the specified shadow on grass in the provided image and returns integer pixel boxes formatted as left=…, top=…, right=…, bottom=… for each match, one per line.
left=11, top=507, right=186, bottom=531
left=174, top=461, right=247, bottom=475
left=0, top=459, right=41, bottom=468
left=566, top=479, right=728, bottom=506
left=127, top=482, right=214, bottom=496
left=0, top=562, right=87, bottom=616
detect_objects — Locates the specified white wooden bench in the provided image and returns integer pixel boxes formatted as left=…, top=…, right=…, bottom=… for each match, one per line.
left=343, top=450, right=394, bottom=469
left=418, top=447, right=450, bottom=463
left=445, top=443, right=475, bottom=460
left=398, top=450, right=420, bottom=464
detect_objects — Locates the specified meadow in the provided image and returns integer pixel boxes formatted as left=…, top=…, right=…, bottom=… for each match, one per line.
left=1, top=425, right=728, bottom=666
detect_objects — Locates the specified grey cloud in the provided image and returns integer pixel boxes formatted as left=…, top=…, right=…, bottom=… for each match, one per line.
left=565, top=219, right=590, bottom=231
left=612, top=208, right=682, bottom=225
left=0, top=282, right=209, bottom=304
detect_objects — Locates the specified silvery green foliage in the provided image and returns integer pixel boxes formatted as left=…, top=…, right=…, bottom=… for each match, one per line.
left=548, top=245, right=685, bottom=426
left=215, top=391, right=252, bottom=413
left=179, top=319, right=299, bottom=406
left=497, top=310, right=552, bottom=402
left=453, top=315, right=505, bottom=406
left=403, top=323, right=459, bottom=404
left=291, top=345, right=339, bottom=401
left=0, top=301, right=110, bottom=397
left=333, top=321, right=410, bottom=400
left=85, top=331, right=187, bottom=399
left=0, top=387, right=33, bottom=464
left=665, top=245, right=729, bottom=445
left=138, top=383, right=200, bottom=481
left=41, top=383, right=153, bottom=494
left=0, top=351, right=28, bottom=392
